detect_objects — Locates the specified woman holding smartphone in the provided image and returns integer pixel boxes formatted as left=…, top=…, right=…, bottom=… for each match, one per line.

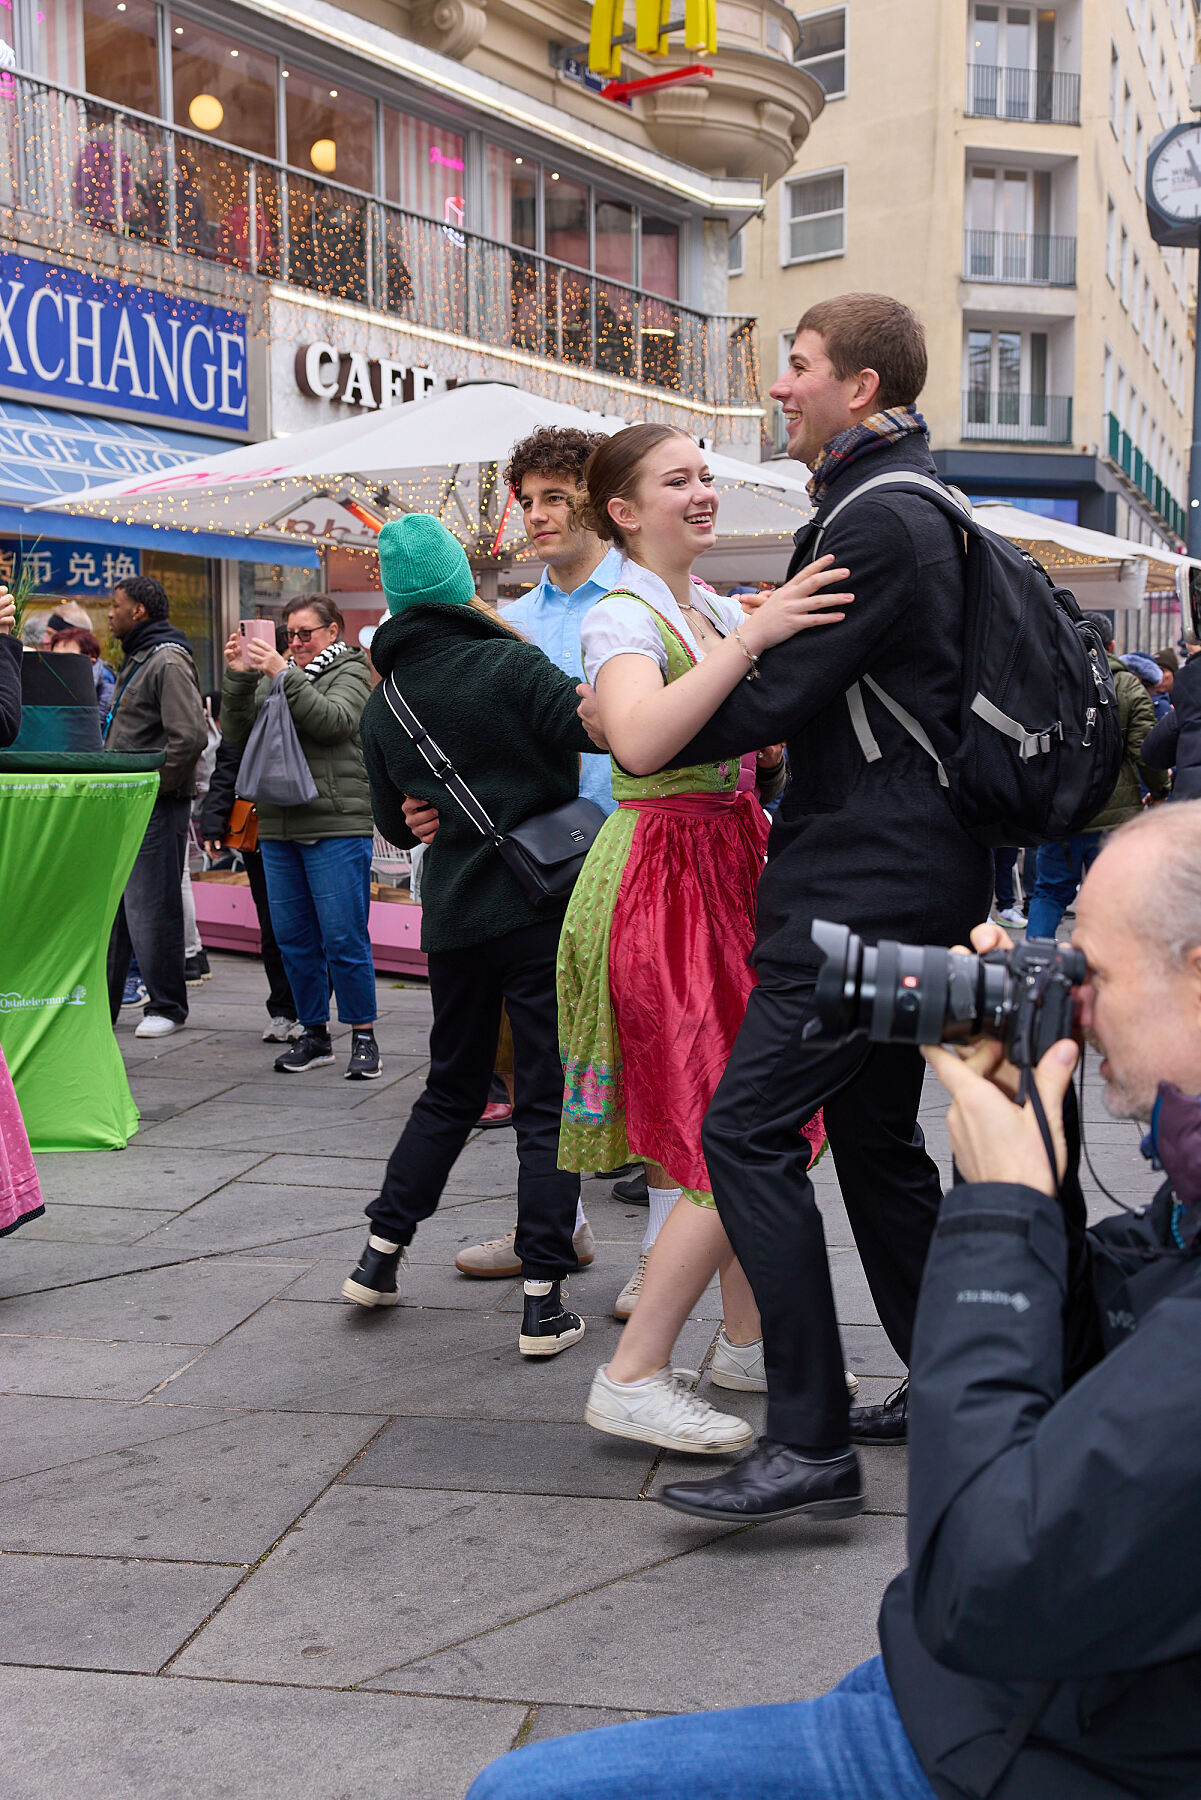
left=221, top=595, right=380, bottom=1080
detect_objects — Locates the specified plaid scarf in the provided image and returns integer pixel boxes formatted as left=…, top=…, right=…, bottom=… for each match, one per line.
left=806, top=404, right=929, bottom=506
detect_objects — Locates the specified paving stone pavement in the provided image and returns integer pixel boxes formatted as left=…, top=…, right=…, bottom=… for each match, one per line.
left=0, top=953, right=1153, bottom=1798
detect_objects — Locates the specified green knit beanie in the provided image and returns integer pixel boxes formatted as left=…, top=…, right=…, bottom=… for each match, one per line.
left=378, top=515, right=476, bottom=616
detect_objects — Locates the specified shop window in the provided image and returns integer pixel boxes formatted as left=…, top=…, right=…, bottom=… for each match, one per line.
left=285, top=67, right=374, bottom=193
left=595, top=198, right=634, bottom=285
left=172, top=23, right=277, bottom=157
left=82, top=0, right=159, bottom=113
left=545, top=172, right=590, bottom=270
left=782, top=168, right=845, bottom=264
left=485, top=144, right=538, bottom=249
left=794, top=6, right=846, bottom=98
left=641, top=215, right=679, bottom=298
left=383, top=107, right=466, bottom=228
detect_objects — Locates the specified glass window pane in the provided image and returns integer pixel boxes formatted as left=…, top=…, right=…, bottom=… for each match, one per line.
left=641, top=215, right=679, bottom=298
left=595, top=198, right=634, bottom=283
left=972, top=4, right=999, bottom=62
left=285, top=67, right=374, bottom=192
left=172, top=23, right=277, bottom=158
left=968, top=330, right=992, bottom=391
left=997, top=331, right=1022, bottom=392
left=790, top=213, right=843, bottom=259
left=485, top=144, right=538, bottom=249
left=791, top=171, right=843, bottom=217
left=83, top=0, right=159, bottom=114
left=798, top=9, right=845, bottom=56
left=545, top=173, right=589, bottom=270
left=383, top=108, right=466, bottom=226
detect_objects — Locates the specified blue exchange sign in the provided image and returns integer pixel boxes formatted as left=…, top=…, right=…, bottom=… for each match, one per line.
left=0, top=253, right=248, bottom=431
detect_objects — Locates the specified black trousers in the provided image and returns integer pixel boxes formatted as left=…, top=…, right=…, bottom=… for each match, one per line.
left=106, top=795, right=191, bottom=1026
left=702, top=965, right=942, bottom=1450
left=366, top=919, right=579, bottom=1280
left=244, top=848, right=297, bottom=1020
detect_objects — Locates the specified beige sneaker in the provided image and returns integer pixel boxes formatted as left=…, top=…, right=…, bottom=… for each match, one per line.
left=613, top=1251, right=648, bottom=1320
left=710, top=1330, right=859, bottom=1396
left=455, top=1218, right=595, bottom=1279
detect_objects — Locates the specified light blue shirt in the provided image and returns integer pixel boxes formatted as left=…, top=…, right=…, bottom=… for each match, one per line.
left=503, top=544, right=625, bottom=816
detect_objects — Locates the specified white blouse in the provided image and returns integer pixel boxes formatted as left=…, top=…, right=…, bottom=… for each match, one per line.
left=580, top=559, right=743, bottom=688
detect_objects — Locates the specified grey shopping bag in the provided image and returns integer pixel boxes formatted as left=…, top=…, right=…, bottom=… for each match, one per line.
left=235, top=675, right=319, bottom=808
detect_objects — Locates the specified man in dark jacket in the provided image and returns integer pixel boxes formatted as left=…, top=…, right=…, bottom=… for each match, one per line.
left=468, top=801, right=1201, bottom=1800
left=104, top=574, right=207, bottom=1039
left=0, top=585, right=20, bottom=745
left=1143, top=640, right=1201, bottom=799
left=633, top=293, right=994, bottom=1522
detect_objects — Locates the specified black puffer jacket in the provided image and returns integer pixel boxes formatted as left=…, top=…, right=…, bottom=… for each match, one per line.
left=880, top=1173, right=1201, bottom=1799
left=0, top=633, right=20, bottom=746
left=1141, top=649, right=1201, bottom=799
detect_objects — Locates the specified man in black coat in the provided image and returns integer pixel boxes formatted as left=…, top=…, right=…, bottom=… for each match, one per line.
left=0, top=587, right=20, bottom=746
left=468, top=802, right=1201, bottom=1800
left=651, top=294, right=994, bottom=1521
left=1142, top=641, right=1201, bottom=799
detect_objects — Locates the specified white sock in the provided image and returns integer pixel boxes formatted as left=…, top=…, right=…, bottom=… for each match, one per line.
left=368, top=1233, right=400, bottom=1253
left=524, top=1279, right=553, bottom=1297
left=642, top=1187, right=681, bottom=1255
left=574, top=1198, right=586, bottom=1233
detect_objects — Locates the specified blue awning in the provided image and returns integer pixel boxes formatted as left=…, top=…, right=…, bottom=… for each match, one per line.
left=0, top=400, right=319, bottom=568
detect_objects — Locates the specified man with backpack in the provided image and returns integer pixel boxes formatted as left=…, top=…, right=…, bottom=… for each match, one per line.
left=604, top=293, right=1110, bottom=1524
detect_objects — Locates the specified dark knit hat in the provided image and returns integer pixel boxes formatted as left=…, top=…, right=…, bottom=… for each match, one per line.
left=378, top=515, right=476, bottom=616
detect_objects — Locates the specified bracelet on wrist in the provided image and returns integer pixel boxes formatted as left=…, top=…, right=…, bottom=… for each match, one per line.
left=732, top=626, right=761, bottom=680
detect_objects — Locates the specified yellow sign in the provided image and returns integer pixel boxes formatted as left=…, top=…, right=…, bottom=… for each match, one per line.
left=589, top=0, right=715, bottom=76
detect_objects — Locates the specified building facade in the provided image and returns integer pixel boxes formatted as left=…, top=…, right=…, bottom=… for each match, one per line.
left=734, top=0, right=1199, bottom=553
left=0, top=0, right=825, bottom=655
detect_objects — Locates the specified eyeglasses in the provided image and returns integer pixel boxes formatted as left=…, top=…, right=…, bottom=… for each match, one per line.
left=285, top=626, right=321, bottom=643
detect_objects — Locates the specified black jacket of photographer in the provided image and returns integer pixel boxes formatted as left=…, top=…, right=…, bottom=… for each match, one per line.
left=672, top=433, right=993, bottom=969
left=879, top=1155, right=1201, bottom=1799
left=1141, top=647, right=1201, bottom=800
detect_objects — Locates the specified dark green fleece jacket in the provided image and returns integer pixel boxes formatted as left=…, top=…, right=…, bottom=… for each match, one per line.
left=221, top=648, right=374, bottom=840
left=360, top=602, right=593, bottom=953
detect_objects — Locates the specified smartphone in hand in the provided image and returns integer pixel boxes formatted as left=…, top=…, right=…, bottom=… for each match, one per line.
left=238, top=618, right=276, bottom=647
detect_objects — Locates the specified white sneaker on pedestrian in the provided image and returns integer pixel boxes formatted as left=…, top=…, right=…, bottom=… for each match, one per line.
left=710, top=1330, right=859, bottom=1397
left=262, top=1017, right=304, bottom=1043
left=586, top=1364, right=754, bottom=1455
left=996, top=906, right=1026, bottom=927
left=613, top=1251, right=648, bottom=1321
left=135, top=1014, right=179, bottom=1039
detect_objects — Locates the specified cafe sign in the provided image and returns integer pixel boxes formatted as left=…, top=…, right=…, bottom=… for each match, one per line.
left=295, top=342, right=460, bottom=411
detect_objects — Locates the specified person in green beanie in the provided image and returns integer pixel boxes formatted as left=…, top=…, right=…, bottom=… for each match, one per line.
left=343, top=514, right=596, bottom=1360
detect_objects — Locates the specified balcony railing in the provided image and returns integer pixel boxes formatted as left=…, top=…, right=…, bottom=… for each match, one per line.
left=962, top=391, right=1073, bottom=444
left=0, top=72, right=758, bottom=408
left=1105, top=412, right=1187, bottom=538
left=965, top=63, right=1081, bottom=125
left=963, top=230, right=1076, bottom=287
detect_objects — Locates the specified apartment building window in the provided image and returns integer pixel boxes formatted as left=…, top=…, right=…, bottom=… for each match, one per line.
left=1120, top=225, right=1130, bottom=307
left=1106, top=196, right=1117, bottom=282
left=782, top=167, right=845, bottom=263
left=969, top=4, right=1062, bottom=122
left=967, top=326, right=1049, bottom=424
left=1135, top=118, right=1144, bottom=187
left=794, top=7, right=847, bottom=98
left=1131, top=252, right=1142, bottom=329
left=1109, top=43, right=1120, bottom=133
left=728, top=229, right=744, bottom=277
left=1122, top=83, right=1133, bottom=168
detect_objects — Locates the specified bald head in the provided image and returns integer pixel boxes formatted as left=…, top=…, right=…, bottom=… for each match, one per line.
left=1073, top=803, right=1201, bottom=1118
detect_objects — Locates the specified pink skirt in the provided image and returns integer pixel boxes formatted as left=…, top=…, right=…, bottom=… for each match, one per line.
left=0, top=1046, right=43, bottom=1237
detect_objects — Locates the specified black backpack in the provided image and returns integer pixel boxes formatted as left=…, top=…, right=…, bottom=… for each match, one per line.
left=811, top=471, right=1123, bottom=848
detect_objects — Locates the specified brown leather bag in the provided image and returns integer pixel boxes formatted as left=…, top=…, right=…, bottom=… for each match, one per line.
left=223, top=797, right=259, bottom=854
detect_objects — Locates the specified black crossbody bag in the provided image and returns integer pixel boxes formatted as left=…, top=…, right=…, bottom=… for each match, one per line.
left=382, top=673, right=605, bottom=906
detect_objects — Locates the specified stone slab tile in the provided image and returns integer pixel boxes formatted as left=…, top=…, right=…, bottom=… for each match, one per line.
left=0, top=1258, right=301, bottom=1346
left=134, top=1103, right=354, bottom=1151
left=0, top=1395, right=234, bottom=1484
left=132, top=1182, right=374, bottom=1256
left=123, top=1074, right=245, bottom=1117
left=284, top=1258, right=521, bottom=1311
left=0, top=1407, right=384, bottom=1560
left=379, top=1511, right=905, bottom=1712
left=841, top=1324, right=906, bottom=1381
left=30, top=1148, right=270, bottom=1211
left=246, top=1153, right=390, bottom=1190
left=0, top=1241, right=184, bottom=1305
left=345, top=1416, right=655, bottom=1500
left=524, top=1704, right=660, bottom=1742
left=0, top=1665, right=525, bottom=1800
left=174, top=1484, right=734, bottom=1686
left=14, top=1203, right=178, bottom=1245
left=0, top=1335, right=191, bottom=1402
left=828, top=1247, right=884, bottom=1328
left=206, top=1064, right=427, bottom=1112
left=0, top=1552, right=241, bottom=1672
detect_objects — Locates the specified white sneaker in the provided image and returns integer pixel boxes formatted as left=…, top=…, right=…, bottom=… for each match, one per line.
left=710, top=1331, right=859, bottom=1397
left=586, top=1364, right=755, bottom=1455
left=262, top=1017, right=304, bottom=1043
left=996, top=906, right=1026, bottom=927
left=613, top=1251, right=648, bottom=1321
left=135, top=1014, right=179, bottom=1039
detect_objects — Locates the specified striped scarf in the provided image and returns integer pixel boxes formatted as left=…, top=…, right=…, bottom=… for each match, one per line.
left=806, top=405, right=929, bottom=507
left=289, top=639, right=350, bottom=683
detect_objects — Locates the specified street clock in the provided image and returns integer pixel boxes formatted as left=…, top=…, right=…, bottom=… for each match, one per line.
left=1146, top=121, right=1201, bottom=246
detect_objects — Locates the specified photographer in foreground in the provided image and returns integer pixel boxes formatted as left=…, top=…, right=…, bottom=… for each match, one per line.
left=468, top=801, right=1201, bottom=1800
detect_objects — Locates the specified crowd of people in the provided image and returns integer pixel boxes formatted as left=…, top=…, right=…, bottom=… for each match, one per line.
left=3, top=287, right=1200, bottom=1800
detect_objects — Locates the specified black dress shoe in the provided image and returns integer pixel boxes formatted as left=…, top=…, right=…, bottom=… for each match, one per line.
left=849, top=1377, right=908, bottom=1446
left=658, top=1438, right=864, bottom=1523
left=611, top=1169, right=649, bottom=1206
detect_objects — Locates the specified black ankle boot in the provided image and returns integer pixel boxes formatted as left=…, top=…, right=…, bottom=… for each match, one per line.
left=518, top=1281, right=585, bottom=1358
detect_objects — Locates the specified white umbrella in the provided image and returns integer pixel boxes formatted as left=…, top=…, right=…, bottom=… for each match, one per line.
left=30, top=382, right=812, bottom=567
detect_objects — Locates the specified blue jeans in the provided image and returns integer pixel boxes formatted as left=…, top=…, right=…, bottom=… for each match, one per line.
left=258, top=837, right=376, bottom=1027
left=1026, top=831, right=1102, bottom=939
left=466, top=1657, right=935, bottom=1800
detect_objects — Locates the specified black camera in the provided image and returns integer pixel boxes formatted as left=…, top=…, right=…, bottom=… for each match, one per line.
left=810, top=920, right=1086, bottom=1069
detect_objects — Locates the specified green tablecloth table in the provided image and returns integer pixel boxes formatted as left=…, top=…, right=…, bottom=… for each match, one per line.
left=0, top=770, right=159, bottom=1152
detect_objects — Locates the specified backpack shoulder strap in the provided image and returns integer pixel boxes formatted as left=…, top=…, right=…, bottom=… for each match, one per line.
left=814, top=471, right=975, bottom=551
left=381, top=673, right=500, bottom=843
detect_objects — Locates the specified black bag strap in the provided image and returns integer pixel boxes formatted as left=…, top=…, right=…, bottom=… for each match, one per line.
left=811, top=470, right=976, bottom=553
left=381, top=672, right=501, bottom=844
